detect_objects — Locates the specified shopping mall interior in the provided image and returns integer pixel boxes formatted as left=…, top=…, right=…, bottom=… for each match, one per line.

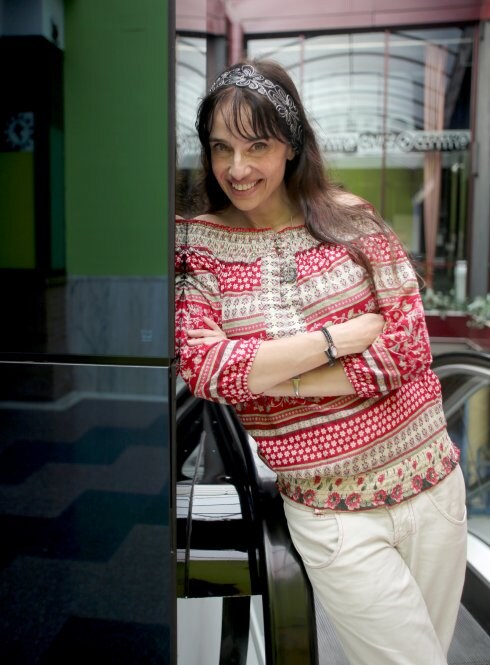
left=0, top=1, right=489, bottom=663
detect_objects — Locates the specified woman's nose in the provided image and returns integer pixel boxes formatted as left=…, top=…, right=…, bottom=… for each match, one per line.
left=229, top=152, right=251, bottom=180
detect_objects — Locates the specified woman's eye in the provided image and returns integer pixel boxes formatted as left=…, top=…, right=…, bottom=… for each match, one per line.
left=251, top=142, right=267, bottom=152
left=211, top=143, right=229, bottom=153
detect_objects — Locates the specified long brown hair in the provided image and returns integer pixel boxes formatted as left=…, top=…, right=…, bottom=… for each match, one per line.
left=196, top=59, right=392, bottom=277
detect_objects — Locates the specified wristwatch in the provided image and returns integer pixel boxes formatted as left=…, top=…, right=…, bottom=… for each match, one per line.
left=321, top=326, right=337, bottom=366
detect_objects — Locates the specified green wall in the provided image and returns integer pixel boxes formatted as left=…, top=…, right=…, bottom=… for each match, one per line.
left=0, top=152, right=36, bottom=269
left=64, top=0, right=169, bottom=276
left=332, top=167, right=424, bottom=249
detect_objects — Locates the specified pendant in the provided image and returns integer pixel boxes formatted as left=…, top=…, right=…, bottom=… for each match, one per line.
left=281, top=265, right=297, bottom=283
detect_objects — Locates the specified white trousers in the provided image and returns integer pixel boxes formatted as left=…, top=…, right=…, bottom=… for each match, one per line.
left=283, top=465, right=467, bottom=665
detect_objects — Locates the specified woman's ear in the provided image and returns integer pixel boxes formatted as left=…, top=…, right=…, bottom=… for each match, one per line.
left=287, top=145, right=296, bottom=160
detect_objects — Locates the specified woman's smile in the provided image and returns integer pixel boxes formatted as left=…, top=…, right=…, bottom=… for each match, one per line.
left=230, top=180, right=259, bottom=192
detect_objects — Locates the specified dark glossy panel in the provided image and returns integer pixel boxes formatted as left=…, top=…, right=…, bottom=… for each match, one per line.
left=219, top=597, right=251, bottom=665
left=260, top=492, right=319, bottom=665
left=0, top=362, right=174, bottom=665
left=462, top=566, right=490, bottom=635
left=1, top=263, right=170, bottom=361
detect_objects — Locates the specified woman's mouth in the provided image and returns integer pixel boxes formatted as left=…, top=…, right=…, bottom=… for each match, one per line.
left=231, top=180, right=259, bottom=192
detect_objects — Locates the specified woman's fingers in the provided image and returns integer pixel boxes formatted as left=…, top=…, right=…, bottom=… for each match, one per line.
left=187, top=327, right=219, bottom=337
left=188, top=317, right=227, bottom=336
left=187, top=334, right=225, bottom=347
left=186, top=317, right=228, bottom=346
left=202, top=316, right=223, bottom=332
left=187, top=327, right=226, bottom=339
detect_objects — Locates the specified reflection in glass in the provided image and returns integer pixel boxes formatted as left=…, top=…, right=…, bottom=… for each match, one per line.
left=0, top=5, right=171, bottom=359
left=0, top=363, right=172, bottom=663
left=248, top=27, right=474, bottom=293
left=176, top=36, right=206, bottom=218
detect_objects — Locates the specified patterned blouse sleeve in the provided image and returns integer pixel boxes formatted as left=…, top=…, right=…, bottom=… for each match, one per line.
left=340, top=231, right=433, bottom=397
left=175, top=236, right=261, bottom=405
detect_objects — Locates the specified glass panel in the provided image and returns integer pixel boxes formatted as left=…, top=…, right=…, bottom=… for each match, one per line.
left=247, top=27, right=474, bottom=294
left=0, top=110, right=36, bottom=270
left=313, top=33, right=386, bottom=212
left=386, top=29, right=473, bottom=293
left=0, top=362, right=173, bottom=663
left=0, top=2, right=171, bottom=359
left=176, top=36, right=206, bottom=217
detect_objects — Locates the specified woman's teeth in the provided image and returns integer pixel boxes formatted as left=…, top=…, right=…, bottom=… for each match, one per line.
left=232, top=181, right=258, bottom=191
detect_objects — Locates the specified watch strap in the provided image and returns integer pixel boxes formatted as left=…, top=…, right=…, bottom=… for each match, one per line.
left=320, top=326, right=336, bottom=366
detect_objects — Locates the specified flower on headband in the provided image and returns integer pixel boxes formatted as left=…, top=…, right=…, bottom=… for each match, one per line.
left=232, top=64, right=264, bottom=90
left=209, top=65, right=303, bottom=152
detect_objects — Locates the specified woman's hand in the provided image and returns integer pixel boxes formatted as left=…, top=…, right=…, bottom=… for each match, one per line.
left=186, top=316, right=228, bottom=347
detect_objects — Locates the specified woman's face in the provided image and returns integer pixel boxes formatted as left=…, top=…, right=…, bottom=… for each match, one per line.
left=208, top=101, right=294, bottom=219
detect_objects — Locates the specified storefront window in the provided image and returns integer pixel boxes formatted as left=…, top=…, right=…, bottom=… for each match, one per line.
left=248, top=27, right=474, bottom=293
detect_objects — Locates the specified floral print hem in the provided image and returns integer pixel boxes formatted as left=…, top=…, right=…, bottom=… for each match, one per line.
left=277, top=436, right=460, bottom=511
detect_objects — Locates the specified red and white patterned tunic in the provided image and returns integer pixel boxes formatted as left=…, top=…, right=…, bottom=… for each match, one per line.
left=175, top=217, right=459, bottom=511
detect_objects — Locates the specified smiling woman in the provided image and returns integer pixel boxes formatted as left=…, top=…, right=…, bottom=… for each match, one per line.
left=175, top=58, right=468, bottom=665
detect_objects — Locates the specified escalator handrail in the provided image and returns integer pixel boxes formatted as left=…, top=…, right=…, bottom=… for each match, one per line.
left=431, top=351, right=490, bottom=375
left=431, top=352, right=490, bottom=420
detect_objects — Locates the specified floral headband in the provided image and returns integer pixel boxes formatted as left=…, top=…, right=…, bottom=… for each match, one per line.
left=209, top=64, right=303, bottom=152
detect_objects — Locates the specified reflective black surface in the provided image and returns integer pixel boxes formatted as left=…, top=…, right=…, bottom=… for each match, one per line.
left=0, top=362, right=173, bottom=664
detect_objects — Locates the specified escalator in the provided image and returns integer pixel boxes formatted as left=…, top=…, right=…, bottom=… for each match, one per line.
left=432, top=352, right=490, bottom=640
left=176, top=351, right=490, bottom=665
left=176, top=378, right=317, bottom=665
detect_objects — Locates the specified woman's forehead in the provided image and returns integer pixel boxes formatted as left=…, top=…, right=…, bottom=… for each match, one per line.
left=212, top=98, right=254, bottom=134
left=209, top=97, right=286, bottom=145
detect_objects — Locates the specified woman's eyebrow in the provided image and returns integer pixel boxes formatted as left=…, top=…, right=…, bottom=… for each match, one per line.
left=209, top=135, right=269, bottom=144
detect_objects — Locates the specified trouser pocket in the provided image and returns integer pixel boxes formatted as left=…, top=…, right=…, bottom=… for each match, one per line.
left=283, top=501, right=343, bottom=569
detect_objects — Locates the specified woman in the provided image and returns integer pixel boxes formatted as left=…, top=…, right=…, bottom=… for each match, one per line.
left=176, top=60, right=467, bottom=665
